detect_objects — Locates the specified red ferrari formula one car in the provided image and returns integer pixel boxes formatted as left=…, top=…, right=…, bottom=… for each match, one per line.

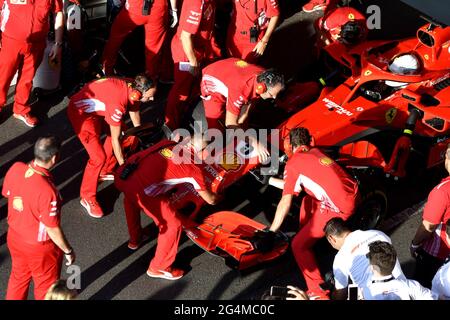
left=277, top=20, right=450, bottom=228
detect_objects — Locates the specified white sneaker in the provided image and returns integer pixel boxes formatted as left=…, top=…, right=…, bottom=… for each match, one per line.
left=80, top=198, right=104, bottom=219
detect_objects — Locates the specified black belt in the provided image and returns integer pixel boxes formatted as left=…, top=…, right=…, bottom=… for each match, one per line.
left=372, top=276, right=395, bottom=284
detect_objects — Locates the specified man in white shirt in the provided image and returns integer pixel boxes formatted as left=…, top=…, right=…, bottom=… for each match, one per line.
left=363, top=241, right=437, bottom=300
left=431, top=220, right=450, bottom=300
left=324, top=218, right=405, bottom=300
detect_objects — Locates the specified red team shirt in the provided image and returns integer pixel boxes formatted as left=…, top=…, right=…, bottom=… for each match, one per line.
left=422, top=176, right=450, bottom=260
left=2, top=161, right=61, bottom=244
left=0, top=0, right=63, bottom=42
left=228, top=0, right=279, bottom=42
left=116, top=140, right=207, bottom=198
left=283, top=148, right=358, bottom=214
left=201, top=58, right=264, bottom=116
left=69, top=78, right=140, bottom=127
left=171, top=0, right=216, bottom=63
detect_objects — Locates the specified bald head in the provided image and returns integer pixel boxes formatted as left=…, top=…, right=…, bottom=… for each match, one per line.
left=34, top=136, right=61, bottom=165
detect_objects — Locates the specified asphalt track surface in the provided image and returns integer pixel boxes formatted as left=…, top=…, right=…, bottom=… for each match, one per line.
left=0, top=0, right=445, bottom=300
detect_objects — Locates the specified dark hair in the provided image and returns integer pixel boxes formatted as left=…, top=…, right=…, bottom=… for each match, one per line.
left=34, top=136, right=61, bottom=163
left=256, top=69, right=285, bottom=90
left=367, top=241, right=397, bottom=276
left=289, top=127, right=311, bottom=148
left=323, top=217, right=350, bottom=236
left=340, top=21, right=366, bottom=45
left=133, top=74, right=153, bottom=93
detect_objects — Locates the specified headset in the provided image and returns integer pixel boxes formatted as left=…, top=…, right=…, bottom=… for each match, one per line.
left=129, top=87, right=142, bottom=102
left=255, top=70, right=278, bottom=95
left=255, top=82, right=267, bottom=95
left=128, top=75, right=153, bottom=102
left=340, top=21, right=366, bottom=45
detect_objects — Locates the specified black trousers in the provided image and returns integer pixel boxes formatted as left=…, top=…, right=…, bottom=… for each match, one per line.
left=413, top=249, right=445, bottom=289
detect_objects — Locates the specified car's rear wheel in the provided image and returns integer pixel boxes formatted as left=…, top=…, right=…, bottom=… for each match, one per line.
left=349, top=189, right=387, bottom=231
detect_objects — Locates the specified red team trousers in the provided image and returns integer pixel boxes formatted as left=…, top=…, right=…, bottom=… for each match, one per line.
left=164, top=65, right=197, bottom=130
left=123, top=193, right=182, bottom=270
left=291, top=195, right=353, bottom=293
left=6, top=229, right=62, bottom=300
left=202, top=94, right=228, bottom=130
left=101, top=8, right=167, bottom=79
left=0, top=36, right=45, bottom=114
left=67, top=105, right=116, bottom=200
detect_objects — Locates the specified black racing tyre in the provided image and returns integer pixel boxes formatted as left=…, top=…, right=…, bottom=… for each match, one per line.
left=348, top=189, right=387, bottom=231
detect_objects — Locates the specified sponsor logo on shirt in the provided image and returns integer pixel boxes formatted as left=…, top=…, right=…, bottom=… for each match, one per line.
left=217, top=153, right=242, bottom=172
left=187, top=10, right=201, bottom=25
left=348, top=13, right=355, bottom=20
left=235, top=60, right=248, bottom=68
left=12, top=197, right=23, bottom=212
left=73, top=98, right=106, bottom=114
left=10, top=0, right=27, bottom=4
left=111, top=109, right=123, bottom=123
left=319, top=157, right=333, bottom=166
left=49, top=200, right=59, bottom=217
left=24, top=168, right=34, bottom=178
left=160, top=148, right=174, bottom=159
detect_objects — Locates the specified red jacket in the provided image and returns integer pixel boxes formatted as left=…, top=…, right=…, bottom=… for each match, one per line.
left=171, top=0, right=216, bottom=63
left=201, top=58, right=264, bottom=116
left=2, top=161, right=62, bottom=244
left=69, top=78, right=140, bottom=127
left=0, top=0, right=63, bottom=42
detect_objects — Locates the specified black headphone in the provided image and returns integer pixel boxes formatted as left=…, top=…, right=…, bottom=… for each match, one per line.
left=129, top=75, right=153, bottom=101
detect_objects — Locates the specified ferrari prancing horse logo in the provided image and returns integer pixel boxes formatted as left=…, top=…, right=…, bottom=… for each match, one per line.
left=385, top=108, right=397, bottom=124
left=319, top=157, right=333, bottom=166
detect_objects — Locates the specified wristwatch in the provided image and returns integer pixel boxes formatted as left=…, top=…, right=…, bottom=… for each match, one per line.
left=64, top=248, right=73, bottom=255
left=410, top=242, right=420, bottom=250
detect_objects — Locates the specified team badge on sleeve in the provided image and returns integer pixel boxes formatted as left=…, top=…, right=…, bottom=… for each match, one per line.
left=235, top=60, right=248, bottom=68
left=319, top=157, right=333, bottom=166
left=13, top=197, right=24, bottom=212
left=160, top=148, right=174, bottom=159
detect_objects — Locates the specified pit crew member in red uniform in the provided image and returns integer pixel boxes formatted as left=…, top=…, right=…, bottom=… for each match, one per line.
left=165, top=0, right=217, bottom=130
left=226, top=0, right=279, bottom=62
left=101, top=0, right=178, bottom=99
left=2, top=136, right=75, bottom=300
left=67, top=75, right=153, bottom=219
left=315, top=6, right=367, bottom=48
left=0, top=0, right=64, bottom=127
left=268, top=127, right=359, bottom=299
left=114, top=135, right=219, bottom=280
left=200, top=57, right=284, bottom=131
left=411, top=145, right=450, bottom=288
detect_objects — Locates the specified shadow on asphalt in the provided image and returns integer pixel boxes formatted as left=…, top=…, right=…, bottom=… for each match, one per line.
left=145, top=279, right=189, bottom=300
left=80, top=223, right=157, bottom=296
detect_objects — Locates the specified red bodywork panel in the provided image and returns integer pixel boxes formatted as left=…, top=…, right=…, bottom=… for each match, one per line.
left=184, top=211, right=289, bottom=270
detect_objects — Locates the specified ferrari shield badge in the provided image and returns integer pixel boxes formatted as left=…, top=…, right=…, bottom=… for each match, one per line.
left=218, top=153, right=242, bottom=172
left=319, top=157, right=333, bottom=166
left=385, top=108, right=397, bottom=124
